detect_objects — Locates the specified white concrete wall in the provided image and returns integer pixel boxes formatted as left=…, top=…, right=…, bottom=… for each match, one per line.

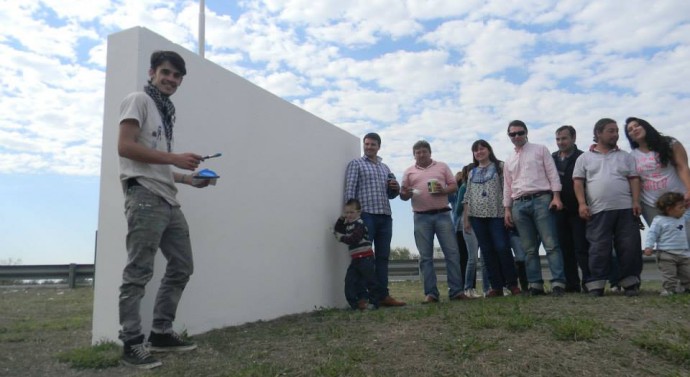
left=92, top=27, right=358, bottom=344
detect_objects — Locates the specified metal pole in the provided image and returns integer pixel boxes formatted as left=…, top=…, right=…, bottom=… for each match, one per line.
left=199, top=0, right=205, bottom=58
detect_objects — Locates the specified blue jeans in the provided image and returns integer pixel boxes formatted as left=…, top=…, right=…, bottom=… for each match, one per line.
left=509, top=229, right=526, bottom=262
left=361, top=213, right=392, bottom=298
left=413, top=212, right=463, bottom=298
left=511, top=194, right=565, bottom=290
left=470, top=217, right=518, bottom=290
left=479, top=259, right=490, bottom=293
left=458, top=215, right=483, bottom=290
left=119, top=186, right=194, bottom=343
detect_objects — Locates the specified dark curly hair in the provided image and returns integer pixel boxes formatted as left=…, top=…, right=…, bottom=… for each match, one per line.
left=624, top=117, right=675, bottom=167
left=654, top=192, right=685, bottom=215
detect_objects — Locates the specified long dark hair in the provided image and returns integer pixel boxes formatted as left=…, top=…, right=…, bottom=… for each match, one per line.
left=624, top=117, right=674, bottom=167
left=471, top=139, right=502, bottom=174
left=459, top=163, right=475, bottom=185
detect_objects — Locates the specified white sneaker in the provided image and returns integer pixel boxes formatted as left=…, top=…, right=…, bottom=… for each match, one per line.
left=464, top=288, right=482, bottom=298
left=659, top=290, right=673, bottom=297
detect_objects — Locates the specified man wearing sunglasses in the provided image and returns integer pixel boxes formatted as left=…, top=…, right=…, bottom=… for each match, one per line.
left=503, top=120, right=567, bottom=297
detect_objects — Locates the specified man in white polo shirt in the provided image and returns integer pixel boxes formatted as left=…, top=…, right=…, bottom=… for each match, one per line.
left=400, top=140, right=467, bottom=303
left=573, top=118, right=643, bottom=297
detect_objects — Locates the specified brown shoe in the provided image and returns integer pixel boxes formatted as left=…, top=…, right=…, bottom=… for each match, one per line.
left=486, top=289, right=504, bottom=298
left=508, top=285, right=521, bottom=296
left=380, top=295, right=406, bottom=307
left=450, top=292, right=470, bottom=301
left=357, top=299, right=367, bottom=311
left=422, top=295, right=439, bottom=304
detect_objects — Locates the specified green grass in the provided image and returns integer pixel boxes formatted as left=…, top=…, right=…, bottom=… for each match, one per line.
left=55, top=341, right=121, bottom=369
left=548, top=317, right=610, bottom=342
left=465, top=298, right=537, bottom=332
left=2, top=281, right=690, bottom=376
left=504, top=303, right=538, bottom=332
left=633, top=325, right=690, bottom=366
left=3, top=315, right=85, bottom=333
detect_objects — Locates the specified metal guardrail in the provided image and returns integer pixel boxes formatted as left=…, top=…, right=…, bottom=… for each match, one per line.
left=389, top=258, right=475, bottom=278
left=389, top=256, right=659, bottom=281
left=0, top=264, right=95, bottom=288
left=0, top=257, right=659, bottom=288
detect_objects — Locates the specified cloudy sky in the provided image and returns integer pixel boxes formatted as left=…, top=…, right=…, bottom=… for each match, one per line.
left=2, top=0, right=690, bottom=265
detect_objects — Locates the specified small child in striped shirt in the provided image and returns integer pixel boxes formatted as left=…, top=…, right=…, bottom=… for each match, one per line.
left=333, top=199, right=383, bottom=310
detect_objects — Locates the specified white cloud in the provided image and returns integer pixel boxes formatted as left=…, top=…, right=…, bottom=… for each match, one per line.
left=474, top=0, right=557, bottom=22
left=262, top=0, right=349, bottom=24
left=98, top=0, right=196, bottom=50
left=419, top=19, right=481, bottom=48
left=527, top=51, right=589, bottom=82
left=266, top=0, right=423, bottom=40
left=2, top=0, right=690, bottom=179
left=250, top=71, right=311, bottom=97
left=348, top=49, right=457, bottom=97
left=38, top=0, right=112, bottom=22
left=549, top=1, right=690, bottom=54
left=296, top=84, right=400, bottom=124
left=463, top=20, right=536, bottom=76
left=307, top=21, right=381, bottom=46
left=7, top=0, right=690, bottom=264
left=406, top=0, right=481, bottom=20
left=0, top=153, right=52, bottom=172
left=0, top=41, right=104, bottom=175
left=627, top=46, right=690, bottom=95
left=204, top=9, right=246, bottom=50
left=421, top=19, right=536, bottom=77
left=0, top=2, right=99, bottom=60
left=87, top=41, right=108, bottom=68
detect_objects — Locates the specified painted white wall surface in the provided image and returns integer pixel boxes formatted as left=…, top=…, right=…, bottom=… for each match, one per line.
left=92, top=27, right=358, bottom=344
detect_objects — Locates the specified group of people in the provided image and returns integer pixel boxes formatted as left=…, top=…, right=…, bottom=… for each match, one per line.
left=336, top=118, right=690, bottom=309
left=113, top=50, right=690, bottom=370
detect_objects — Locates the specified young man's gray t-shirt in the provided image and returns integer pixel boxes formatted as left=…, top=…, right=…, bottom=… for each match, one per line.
left=118, top=92, right=179, bottom=207
left=572, top=148, right=638, bottom=215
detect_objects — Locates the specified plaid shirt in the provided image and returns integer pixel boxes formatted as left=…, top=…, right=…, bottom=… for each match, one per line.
left=344, top=156, right=398, bottom=215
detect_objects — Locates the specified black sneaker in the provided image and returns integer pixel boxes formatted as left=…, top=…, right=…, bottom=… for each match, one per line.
left=122, top=334, right=162, bottom=369
left=551, top=286, right=565, bottom=297
left=589, top=288, right=604, bottom=297
left=564, top=286, right=581, bottom=293
left=528, top=288, right=546, bottom=296
left=149, top=331, right=198, bottom=352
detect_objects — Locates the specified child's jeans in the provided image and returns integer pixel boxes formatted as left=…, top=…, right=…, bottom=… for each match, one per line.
left=344, top=256, right=383, bottom=308
left=657, top=250, right=690, bottom=293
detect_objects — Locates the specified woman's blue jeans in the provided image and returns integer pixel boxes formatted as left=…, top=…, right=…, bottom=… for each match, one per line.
left=470, top=216, right=517, bottom=290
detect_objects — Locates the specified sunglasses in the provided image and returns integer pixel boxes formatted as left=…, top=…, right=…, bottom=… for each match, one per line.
left=508, top=131, right=526, bottom=137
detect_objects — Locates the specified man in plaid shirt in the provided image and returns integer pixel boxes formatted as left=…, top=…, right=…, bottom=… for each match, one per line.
left=344, top=132, right=406, bottom=306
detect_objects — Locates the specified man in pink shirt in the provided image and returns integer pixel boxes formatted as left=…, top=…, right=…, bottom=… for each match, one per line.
left=503, top=120, right=567, bottom=296
left=401, top=140, right=467, bottom=303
